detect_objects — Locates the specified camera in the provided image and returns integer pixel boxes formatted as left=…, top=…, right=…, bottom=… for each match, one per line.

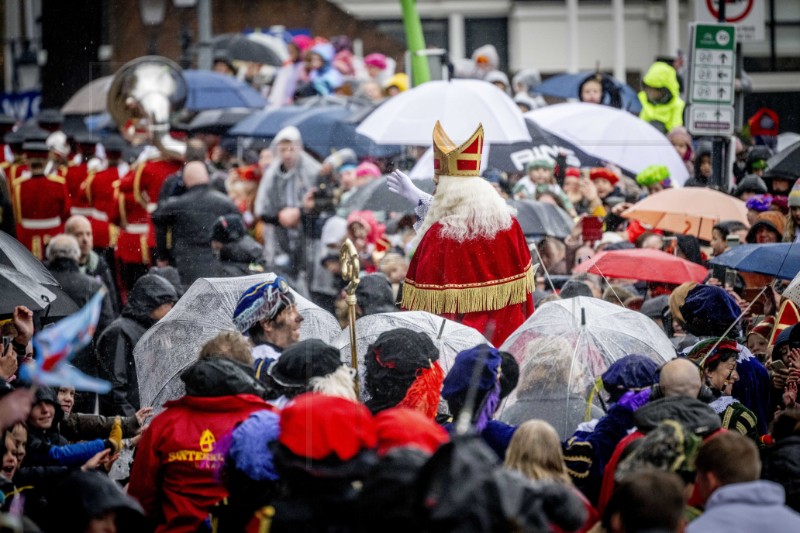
left=310, top=174, right=338, bottom=214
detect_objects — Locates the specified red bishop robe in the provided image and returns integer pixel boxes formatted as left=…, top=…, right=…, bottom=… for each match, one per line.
left=401, top=217, right=535, bottom=346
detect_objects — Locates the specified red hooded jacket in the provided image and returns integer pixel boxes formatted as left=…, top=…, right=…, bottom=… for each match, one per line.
left=128, top=392, right=273, bottom=533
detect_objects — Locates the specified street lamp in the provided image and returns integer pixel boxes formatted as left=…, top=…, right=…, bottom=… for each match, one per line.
left=173, top=0, right=199, bottom=69
left=139, top=0, right=167, bottom=55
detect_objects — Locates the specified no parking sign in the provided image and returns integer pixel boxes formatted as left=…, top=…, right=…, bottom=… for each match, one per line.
left=695, top=0, right=765, bottom=42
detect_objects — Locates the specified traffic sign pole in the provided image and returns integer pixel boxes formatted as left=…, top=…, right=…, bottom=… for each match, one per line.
left=686, top=22, right=737, bottom=192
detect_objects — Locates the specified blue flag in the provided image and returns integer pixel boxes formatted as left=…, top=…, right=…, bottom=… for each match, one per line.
left=21, top=290, right=111, bottom=393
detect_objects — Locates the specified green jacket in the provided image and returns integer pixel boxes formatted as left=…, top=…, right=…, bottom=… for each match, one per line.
left=638, top=62, right=685, bottom=132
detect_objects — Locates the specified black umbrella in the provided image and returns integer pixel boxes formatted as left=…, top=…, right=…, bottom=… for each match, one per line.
left=489, top=119, right=605, bottom=174
left=188, top=108, right=253, bottom=135
left=0, top=230, right=58, bottom=286
left=41, top=284, right=80, bottom=320
left=508, top=199, right=575, bottom=239
left=338, top=177, right=436, bottom=216
left=212, top=33, right=283, bottom=66
left=0, top=265, right=57, bottom=315
left=766, top=140, right=800, bottom=180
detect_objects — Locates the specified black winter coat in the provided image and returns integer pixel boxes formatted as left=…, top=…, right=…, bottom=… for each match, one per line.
left=47, top=258, right=115, bottom=334
left=96, top=274, right=177, bottom=416
left=219, top=235, right=266, bottom=277
left=152, top=184, right=239, bottom=287
left=762, top=435, right=800, bottom=513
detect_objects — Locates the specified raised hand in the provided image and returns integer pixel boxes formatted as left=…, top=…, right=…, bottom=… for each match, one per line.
left=387, top=170, right=429, bottom=206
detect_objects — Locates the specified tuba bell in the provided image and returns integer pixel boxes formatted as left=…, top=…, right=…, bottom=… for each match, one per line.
left=107, top=56, right=187, bottom=160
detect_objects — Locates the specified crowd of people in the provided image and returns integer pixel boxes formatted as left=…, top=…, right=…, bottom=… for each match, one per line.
left=0, top=31, right=798, bottom=533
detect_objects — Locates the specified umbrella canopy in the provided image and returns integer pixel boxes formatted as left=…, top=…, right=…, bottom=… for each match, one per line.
left=338, top=176, right=436, bottom=216
left=621, top=187, right=748, bottom=242
left=410, top=119, right=605, bottom=179
left=766, top=140, right=800, bottom=180
left=497, top=297, right=675, bottom=437
left=783, top=268, right=800, bottom=307
left=134, top=274, right=341, bottom=409
left=776, top=133, right=800, bottom=154
left=62, top=71, right=266, bottom=116
left=0, top=230, right=58, bottom=286
left=535, top=71, right=642, bottom=113
left=285, top=105, right=401, bottom=160
left=246, top=32, right=289, bottom=64
left=508, top=199, right=574, bottom=239
left=525, top=103, right=689, bottom=185
left=0, top=265, right=57, bottom=315
left=573, top=248, right=709, bottom=284
left=61, top=76, right=113, bottom=115
left=708, top=243, right=800, bottom=280
left=212, top=33, right=284, bottom=66
left=229, top=105, right=308, bottom=139
left=334, top=311, right=489, bottom=400
left=356, top=79, right=531, bottom=145
left=183, top=70, right=266, bottom=110
left=40, top=284, right=80, bottom=320
left=187, top=107, right=253, bottom=134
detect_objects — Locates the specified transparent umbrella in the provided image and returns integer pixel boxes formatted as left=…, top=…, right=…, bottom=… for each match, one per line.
left=334, top=311, right=489, bottom=401
left=497, top=297, right=675, bottom=439
left=134, top=274, right=341, bottom=409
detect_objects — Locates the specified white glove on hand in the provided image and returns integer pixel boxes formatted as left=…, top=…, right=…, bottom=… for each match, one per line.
left=387, top=170, right=431, bottom=206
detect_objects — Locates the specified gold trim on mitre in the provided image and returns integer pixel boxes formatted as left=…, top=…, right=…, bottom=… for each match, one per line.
left=432, top=121, right=484, bottom=178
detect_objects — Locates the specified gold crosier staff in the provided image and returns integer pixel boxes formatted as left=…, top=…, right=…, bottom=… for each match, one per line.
left=340, top=238, right=361, bottom=397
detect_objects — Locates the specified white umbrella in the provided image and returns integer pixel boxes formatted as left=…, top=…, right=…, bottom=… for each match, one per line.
left=525, top=102, right=689, bottom=186
left=783, top=270, right=800, bottom=308
left=356, top=79, right=531, bottom=145
left=247, top=32, right=289, bottom=63
left=134, top=273, right=341, bottom=409
left=334, top=311, right=489, bottom=400
left=61, top=76, right=113, bottom=115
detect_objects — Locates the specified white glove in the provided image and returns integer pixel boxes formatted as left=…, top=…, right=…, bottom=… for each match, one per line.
left=387, top=170, right=431, bottom=206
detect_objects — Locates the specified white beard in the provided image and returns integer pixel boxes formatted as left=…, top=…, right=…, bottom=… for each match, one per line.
left=411, top=175, right=515, bottom=249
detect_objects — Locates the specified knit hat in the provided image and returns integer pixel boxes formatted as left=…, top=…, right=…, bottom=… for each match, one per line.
left=291, top=34, right=314, bottom=53
left=746, top=211, right=786, bottom=243
left=564, top=167, right=581, bottom=179
left=356, top=161, right=381, bottom=179
left=589, top=167, right=619, bottom=186
left=267, top=339, right=343, bottom=388
left=685, top=337, right=740, bottom=368
left=747, top=316, right=775, bottom=343
left=635, top=165, right=670, bottom=187
left=273, top=125, right=301, bottom=145
left=679, top=284, right=740, bottom=337
left=384, top=73, right=409, bottom=93
left=745, top=194, right=773, bottom=213
left=790, top=181, right=800, bottom=208
left=210, top=213, right=247, bottom=244
left=227, top=410, right=281, bottom=481
left=601, top=354, right=660, bottom=401
left=734, top=174, right=768, bottom=197
left=526, top=158, right=554, bottom=171
left=364, top=329, right=443, bottom=418
left=364, top=53, right=388, bottom=70
left=279, top=393, right=376, bottom=463
left=232, top=276, right=295, bottom=333
left=374, top=407, right=449, bottom=456
left=770, top=195, right=789, bottom=215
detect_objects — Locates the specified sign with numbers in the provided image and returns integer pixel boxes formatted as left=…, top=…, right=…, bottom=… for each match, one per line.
left=688, top=23, right=736, bottom=106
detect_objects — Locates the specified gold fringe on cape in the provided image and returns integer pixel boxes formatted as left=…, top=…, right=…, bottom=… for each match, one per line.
left=402, top=262, right=537, bottom=315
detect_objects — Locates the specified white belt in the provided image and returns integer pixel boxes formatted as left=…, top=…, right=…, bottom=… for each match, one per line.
left=20, top=217, right=61, bottom=230
left=125, top=223, right=150, bottom=234
left=70, top=207, right=109, bottom=222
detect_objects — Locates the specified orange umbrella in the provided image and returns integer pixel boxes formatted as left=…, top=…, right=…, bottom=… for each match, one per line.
left=573, top=248, right=709, bottom=285
left=621, top=188, right=748, bottom=241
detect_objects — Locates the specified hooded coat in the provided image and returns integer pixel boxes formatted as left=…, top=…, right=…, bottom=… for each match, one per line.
left=762, top=435, right=800, bottom=512
left=637, top=62, right=685, bottom=133
left=96, top=274, right=178, bottom=416
left=128, top=357, right=271, bottom=533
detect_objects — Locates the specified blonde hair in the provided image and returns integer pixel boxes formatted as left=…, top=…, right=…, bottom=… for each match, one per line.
left=504, top=419, right=572, bottom=485
left=412, top=176, right=514, bottom=249
left=199, top=331, right=254, bottom=366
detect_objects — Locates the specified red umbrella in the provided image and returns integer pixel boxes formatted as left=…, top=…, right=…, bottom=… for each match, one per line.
left=572, top=248, right=708, bottom=285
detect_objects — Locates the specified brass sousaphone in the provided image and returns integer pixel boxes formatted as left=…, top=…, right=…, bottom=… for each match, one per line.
left=107, top=56, right=187, bottom=160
